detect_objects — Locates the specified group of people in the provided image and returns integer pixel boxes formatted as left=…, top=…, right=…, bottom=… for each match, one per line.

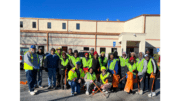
left=24, top=45, right=160, bottom=98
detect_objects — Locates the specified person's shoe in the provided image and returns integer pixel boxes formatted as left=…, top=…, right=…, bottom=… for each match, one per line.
left=48, top=86, right=51, bottom=89
left=30, top=92, right=35, bottom=95
left=139, top=90, right=143, bottom=95
left=105, top=91, right=109, bottom=94
left=152, top=92, right=156, bottom=97
left=92, top=89, right=95, bottom=93
left=53, top=87, right=57, bottom=90
left=34, top=85, right=38, bottom=88
left=86, top=91, right=89, bottom=95
left=34, top=89, right=38, bottom=93
left=74, top=92, right=77, bottom=94
left=148, top=93, right=152, bottom=97
left=71, top=93, right=74, bottom=96
left=102, top=89, right=106, bottom=92
left=39, top=86, right=43, bottom=88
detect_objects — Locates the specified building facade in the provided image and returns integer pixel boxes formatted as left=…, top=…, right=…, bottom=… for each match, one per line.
left=20, top=14, right=160, bottom=57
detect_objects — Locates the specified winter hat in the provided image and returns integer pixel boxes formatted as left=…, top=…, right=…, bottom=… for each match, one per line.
left=101, top=66, right=106, bottom=71
left=129, top=57, right=135, bottom=61
left=76, top=61, right=81, bottom=65
left=62, top=52, right=66, bottom=56
left=93, top=51, right=97, bottom=55
left=85, top=53, right=88, bottom=56
left=74, top=50, right=78, bottom=53
left=90, top=48, right=94, bottom=51
left=101, top=51, right=105, bottom=54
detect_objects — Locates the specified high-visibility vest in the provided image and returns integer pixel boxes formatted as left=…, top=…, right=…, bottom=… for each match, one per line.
left=147, top=58, right=153, bottom=74
left=98, top=57, right=108, bottom=67
left=100, top=72, right=110, bottom=84
left=67, top=67, right=85, bottom=81
left=119, top=57, right=129, bottom=67
left=60, top=58, right=69, bottom=70
left=67, top=54, right=73, bottom=60
left=55, top=51, right=62, bottom=59
left=82, top=57, right=92, bottom=68
left=71, top=56, right=81, bottom=66
left=136, top=58, right=145, bottom=72
left=107, top=59, right=117, bottom=70
left=89, top=53, right=93, bottom=59
left=24, top=51, right=39, bottom=70
left=126, top=63, right=136, bottom=73
left=87, top=72, right=96, bottom=81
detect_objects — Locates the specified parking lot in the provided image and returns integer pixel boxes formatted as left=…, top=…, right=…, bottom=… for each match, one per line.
left=20, top=70, right=160, bottom=101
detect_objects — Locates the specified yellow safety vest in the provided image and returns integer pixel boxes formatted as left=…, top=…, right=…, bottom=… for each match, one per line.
left=24, top=51, right=39, bottom=70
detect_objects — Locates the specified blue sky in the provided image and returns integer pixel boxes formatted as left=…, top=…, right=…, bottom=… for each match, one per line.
left=20, top=0, right=160, bottom=21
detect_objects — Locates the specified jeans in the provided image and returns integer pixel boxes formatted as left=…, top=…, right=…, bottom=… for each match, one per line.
left=68, top=81, right=80, bottom=94
left=85, top=81, right=94, bottom=93
left=34, top=69, right=43, bottom=87
left=138, top=74, right=145, bottom=90
left=48, top=68, right=57, bottom=87
left=26, top=69, right=37, bottom=91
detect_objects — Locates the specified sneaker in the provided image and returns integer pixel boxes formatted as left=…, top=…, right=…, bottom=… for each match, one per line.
left=102, top=89, right=106, bottom=92
left=74, top=92, right=77, bottom=94
left=152, top=92, right=156, bottom=97
left=105, top=91, right=109, bottom=94
left=86, top=91, right=89, bottom=95
left=139, top=90, right=143, bottom=95
left=53, top=87, right=57, bottom=90
left=34, top=89, right=38, bottom=93
left=48, top=86, right=51, bottom=89
left=39, top=86, right=43, bottom=88
left=71, top=93, right=74, bottom=96
left=148, top=93, right=152, bottom=97
left=30, top=92, right=35, bottom=95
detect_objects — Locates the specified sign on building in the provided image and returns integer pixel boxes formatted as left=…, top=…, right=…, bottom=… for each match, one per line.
left=157, top=48, right=160, bottom=52
left=113, top=41, right=116, bottom=47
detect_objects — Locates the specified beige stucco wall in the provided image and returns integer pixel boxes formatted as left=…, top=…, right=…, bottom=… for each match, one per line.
left=97, top=22, right=124, bottom=33
left=39, top=20, right=67, bottom=31
left=68, top=21, right=96, bottom=32
left=20, top=19, right=38, bottom=30
left=124, top=16, right=144, bottom=33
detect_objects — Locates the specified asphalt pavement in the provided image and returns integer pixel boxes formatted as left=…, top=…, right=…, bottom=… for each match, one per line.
left=20, top=70, right=160, bottom=101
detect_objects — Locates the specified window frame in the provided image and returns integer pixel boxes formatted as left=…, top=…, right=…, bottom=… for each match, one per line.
left=100, top=47, right=106, bottom=53
left=84, top=47, right=89, bottom=51
left=47, top=22, right=51, bottom=29
left=76, top=23, right=80, bottom=30
left=32, top=22, right=36, bottom=28
left=62, top=23, right=66, bottom=29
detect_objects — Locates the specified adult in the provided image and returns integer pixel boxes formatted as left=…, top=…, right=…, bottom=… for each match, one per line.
left=59, top=52, right=70, bottom=89
left=24, top=45, right=40, bottom=95
left=100, top=66, right=112, bottom=94
left=44, top=48, right=60, bottom=89
left=98, top=51, right=108, bottom=67
left=67, top=48, right=74, bottom=60
left=119, top=52, right=129, bottom=90
left=82, top=53, right=92, bottom=74
left=34, top=47, right=45, bottom=88
left=136, top=52, right=147, bottom=95
left=145, top=54, right=157, bottom=97
left=68, top=62, right=85, bottom=96
left=84, top=68, right=96, bottom=95
left=70, top=50, right=81, bottom=68
left=89, top=48, right=94, bottom=59
left=55, top=47, right=62, bottom=87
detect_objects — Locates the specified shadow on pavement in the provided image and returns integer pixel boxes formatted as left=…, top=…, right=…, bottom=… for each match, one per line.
left=48, top=93, right=85, bottom=101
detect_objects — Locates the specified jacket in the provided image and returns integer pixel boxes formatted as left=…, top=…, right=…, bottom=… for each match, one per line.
left=90, top=58, right=100, bottom=74
left=44, top=54, right=60, bottom=68
left=36, top=51, right=45, bottom=68
left=59, top=58, right=70, bottom=75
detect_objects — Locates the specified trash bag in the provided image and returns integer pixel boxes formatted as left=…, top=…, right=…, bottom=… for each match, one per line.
left=124, top=71, right=134, bottom=93
left=112, top=74, right=120, bottom=88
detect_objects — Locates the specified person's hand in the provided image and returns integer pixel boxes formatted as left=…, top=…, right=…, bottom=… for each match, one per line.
left=153, top=73, right=156, bottom=76
left=90, top=80, right=93, bottom=83
left=78, top=79, right=81, bottom=83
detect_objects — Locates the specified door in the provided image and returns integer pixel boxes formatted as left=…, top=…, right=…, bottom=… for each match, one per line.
left=127, top=48, right=134, bottom=58
left=62, top=46, right=68, bottom=52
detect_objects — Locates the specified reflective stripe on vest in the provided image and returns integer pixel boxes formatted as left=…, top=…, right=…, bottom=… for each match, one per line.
left=60, top=58, right=69, bottom=66
left=147, top=58, right=153, bottom=74
left=68, top=67, right=85, bottom=81
left=100, top=72, right=110, bottom=84
left=98, top=57, right=108, bottom=67
left=82, top=57, right=92, bottom=68
left=24, top=51, right=39, bottom=70
left=137, top=58, right=145, bottom=72
left=72, top=57, right=81, bottom=66
left=107, top=59, right=116, bottom=70
left=87, top=72, right=96, bottom=80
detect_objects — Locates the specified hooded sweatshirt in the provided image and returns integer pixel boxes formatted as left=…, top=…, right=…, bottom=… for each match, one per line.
left=137, top=57, right=147, bottom=76
left=36, top=51, right=45, bottom=68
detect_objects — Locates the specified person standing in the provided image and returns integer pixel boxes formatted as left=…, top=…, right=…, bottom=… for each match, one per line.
left=145, top=54, right=157, bottom=97
left=68, top=62, right=85, bottom=96
left=89, top=48, right=94, bottom=59
left=55, top=47, right=62, bottom=87
left=89, top=51, right=100, bottom=81
left=136, top=52, right=147, bottom=95
left=82, top=53, right=92, bottom=74
left=67, top=48, right=74, bottom=60
left=70, top=50, right=81, bottom=69
left=44, top=48, right=60, bottom=89
left=34, top=47, right=45, bottom=88
left=59, top=52, right=70, bottom=89
left=84, top=68, right=96, bottom=95
left=119, top=52, right=129, bottom=90
left=24, top=45, right=40, bottom=95
left=98, top=51, right=108, bottom=67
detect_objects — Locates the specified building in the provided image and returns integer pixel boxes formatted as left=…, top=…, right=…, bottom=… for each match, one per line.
left=20, top=14, right=160, bottom=57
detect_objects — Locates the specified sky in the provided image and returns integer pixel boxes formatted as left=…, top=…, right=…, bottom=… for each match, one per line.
left=20, top=0, right=160, bottom=21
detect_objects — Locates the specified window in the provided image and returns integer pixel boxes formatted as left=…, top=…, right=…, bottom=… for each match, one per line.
left=84, top=47, right=89, bottom=51
left=100, top=48, right=106, bottom=53
left=62, top=23, right=66, bottom=29
left=47, top=22, right=51, bottom=29
left=111, top=48, right=117, bottom=53
left=20, top=21, right=23, bottom=28
left=32, top=22, right=36, bottom=28
left=76, top=23, right=80, bottom=30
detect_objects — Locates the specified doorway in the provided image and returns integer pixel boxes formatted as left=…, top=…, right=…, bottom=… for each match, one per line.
left=62, top=46, right=68, bottom=52
left=127, top=47, right=134, bottom=58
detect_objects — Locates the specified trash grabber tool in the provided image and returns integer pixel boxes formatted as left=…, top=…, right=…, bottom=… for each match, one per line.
left=92, top=81, right=107, bottom=98
left=150, top=73, right=156, bottom=98
left=64, top=69, right=67, bottom=89
left=119, top=75, right=126, bottom=82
